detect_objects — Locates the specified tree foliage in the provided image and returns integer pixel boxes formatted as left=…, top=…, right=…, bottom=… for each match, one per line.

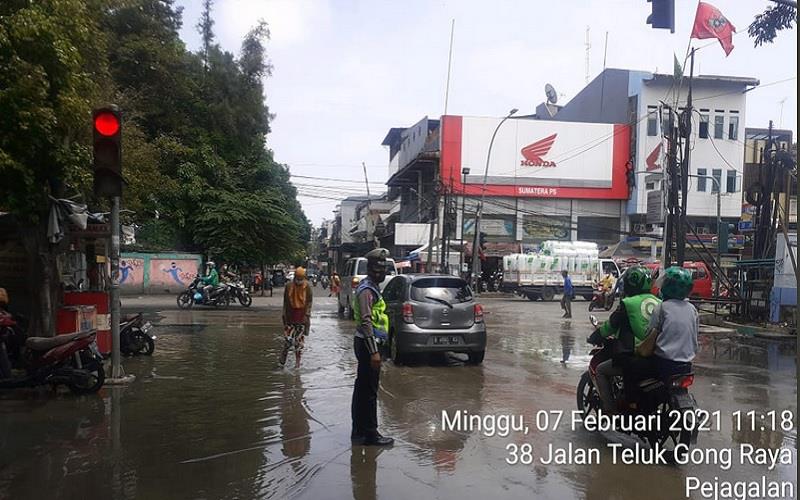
left=0, top=0, right=109, bottom=221
left=1, top=0, right=309, bottom=267
left=748, top=2, right=797, bottom=46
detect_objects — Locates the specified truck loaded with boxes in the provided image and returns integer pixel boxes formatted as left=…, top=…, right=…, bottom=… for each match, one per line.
left=502, top=241, right=620, bottom=301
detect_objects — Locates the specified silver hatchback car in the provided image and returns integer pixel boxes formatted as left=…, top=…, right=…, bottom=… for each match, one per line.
left=381, top=274, right=486, bottom=365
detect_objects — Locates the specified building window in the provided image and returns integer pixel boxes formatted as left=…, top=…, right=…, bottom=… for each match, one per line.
left=697, top=168, right=707, bottom=192
left=712, top=169, right=722, bottom=193
left=714, top=114, right=725, bottom=139
left=728, top=114, right=739, bottom=140
left=726, top=170, right=737, bottom=193
left=699, top=111, right=709, bottom=139
left=645, top=181, right=655, bottom=190
left=647, top=106, right=658, bottom=136
left=577, top=217, right=618, bottom=242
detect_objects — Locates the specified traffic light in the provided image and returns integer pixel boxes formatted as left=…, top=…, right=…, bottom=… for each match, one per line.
left=647, top=0, right=675, bottom=33
left=718, top=223, right=734, bottom=253
left=92, top=106, right=123, bottom=197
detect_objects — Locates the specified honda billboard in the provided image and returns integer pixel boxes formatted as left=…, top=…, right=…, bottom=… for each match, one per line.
left=440, top=115, right=630, bottom=199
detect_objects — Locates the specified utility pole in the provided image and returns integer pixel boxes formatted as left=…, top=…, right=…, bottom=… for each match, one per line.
left=458, top=167, right=470, bottom=278
left=361, top=162, right=377, bottom=248
left=440, top=180, right=450, bottom=272
left=677, top=48, right=695, bottom=266
left=426, top=187, right=436, bottom=272
left=664, top=105, right=678, bottom=266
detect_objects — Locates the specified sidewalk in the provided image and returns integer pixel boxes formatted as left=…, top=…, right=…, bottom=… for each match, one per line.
left=121, top=293, right=284, bottom=311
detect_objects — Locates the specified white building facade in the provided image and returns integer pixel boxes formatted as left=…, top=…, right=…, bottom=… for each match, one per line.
left=553, top=69, right=758, bottom=235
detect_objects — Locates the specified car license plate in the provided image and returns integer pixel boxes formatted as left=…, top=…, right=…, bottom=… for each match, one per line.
left=433, top=336, right=460, bottom=345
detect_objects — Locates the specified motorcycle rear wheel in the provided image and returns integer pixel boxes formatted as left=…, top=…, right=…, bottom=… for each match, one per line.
left=135, top=331, right=155, bottom=355
left=239, top=294, right=253, bottom=307
left=576, top=372, right=599, bottom=419
left=68, top=355, right=105, bottom=394
left=651, top=402, right=693, bottom=463
left=177, top=291, right=194, bottom=310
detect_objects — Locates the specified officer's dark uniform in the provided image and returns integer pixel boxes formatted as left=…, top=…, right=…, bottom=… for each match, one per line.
left=351, top=248, right=393, bottom=447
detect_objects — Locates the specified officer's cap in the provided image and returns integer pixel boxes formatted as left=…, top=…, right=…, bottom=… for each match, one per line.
left=365, top=247, right=390, bottom=262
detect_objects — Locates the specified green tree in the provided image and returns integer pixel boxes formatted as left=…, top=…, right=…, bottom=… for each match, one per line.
left=749, top=1, right=797, bottom=46
left=0, top=0, right=110, bottom=335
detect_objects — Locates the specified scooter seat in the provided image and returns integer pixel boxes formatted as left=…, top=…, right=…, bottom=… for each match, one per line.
left=26, top=331, right=91, bottom=351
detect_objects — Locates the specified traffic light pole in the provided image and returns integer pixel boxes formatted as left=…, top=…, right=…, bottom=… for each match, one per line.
left=110, top=196, right=122, bottom=379
left=677, top=48, right=695, bottom=266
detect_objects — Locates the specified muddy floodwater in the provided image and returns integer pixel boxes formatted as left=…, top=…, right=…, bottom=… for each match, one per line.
left=0, top=290, right=796, bottom=499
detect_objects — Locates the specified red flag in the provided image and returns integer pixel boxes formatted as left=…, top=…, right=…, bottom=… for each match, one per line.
left=691, top=2, right=736, bottom=56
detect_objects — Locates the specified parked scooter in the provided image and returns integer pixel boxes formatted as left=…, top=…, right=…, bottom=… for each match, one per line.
left=120, top=313, right=155, bottom=356
left=227, top=281, right=253, bottom=307
left=576, top=315, right=698, bottom=462
left=588, top=285, right=615, bottom=311
left=0, top=311, right=105, bottom=394
left=176, top=277, right=231, bottom=309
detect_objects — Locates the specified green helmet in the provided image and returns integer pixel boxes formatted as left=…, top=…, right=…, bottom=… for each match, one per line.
left=622, top=266, right=652, bottom=297
left=660, top=266, right=693, bottom=300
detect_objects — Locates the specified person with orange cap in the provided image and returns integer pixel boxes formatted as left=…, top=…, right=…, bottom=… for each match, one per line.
left=281, top=267, right=313, bottom=368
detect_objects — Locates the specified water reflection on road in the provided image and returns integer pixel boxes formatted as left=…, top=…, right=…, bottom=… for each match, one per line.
left=0, top=293, right=795, bottom=500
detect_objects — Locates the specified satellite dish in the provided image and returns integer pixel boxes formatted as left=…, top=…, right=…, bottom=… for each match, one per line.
left=545, top=83, right=558, bottom=104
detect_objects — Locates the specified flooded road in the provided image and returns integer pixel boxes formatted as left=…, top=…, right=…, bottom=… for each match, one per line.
left=0, top=290, right=796, bottom=500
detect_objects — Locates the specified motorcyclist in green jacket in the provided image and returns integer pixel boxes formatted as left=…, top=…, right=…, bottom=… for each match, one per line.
left=200, top=261, right=220, bottom=301
left=587, top=266, right=661, bottom=414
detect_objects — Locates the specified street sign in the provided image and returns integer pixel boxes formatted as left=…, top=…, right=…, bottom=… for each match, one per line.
left=738, top=220, right=753, bottom=232
left=646, top=191, right=664, bottom=223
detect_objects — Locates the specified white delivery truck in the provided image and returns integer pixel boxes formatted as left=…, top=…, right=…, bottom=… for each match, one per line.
left=502, top=241, right=620, bottom=301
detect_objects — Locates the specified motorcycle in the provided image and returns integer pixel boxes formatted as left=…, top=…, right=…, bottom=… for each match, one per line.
left=120, top=313, right=155, bottom=356
left=0, top=311, right=105, bottom=394
left=320, top=275, right=330, bottom=290
left=588, top=285, right=615, bottom=311
left=576, top=315, right=698, bottom=462
left=227, top=281, right=253, bottom=307
left=176, top=277, right=231, bottom=309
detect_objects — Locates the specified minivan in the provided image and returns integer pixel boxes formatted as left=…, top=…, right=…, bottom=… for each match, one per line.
left=337, top=256, right=397, bottom=319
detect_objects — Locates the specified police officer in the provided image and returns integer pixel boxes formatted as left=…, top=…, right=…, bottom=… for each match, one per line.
left=350, top=248, right=394, bottom=446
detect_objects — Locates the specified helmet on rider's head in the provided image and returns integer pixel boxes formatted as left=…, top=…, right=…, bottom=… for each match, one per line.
left=660, top=266, right=693, bottom=300
left=621, top=266, right=652, bottom=297
left=206, top=261, right=216, bottom=268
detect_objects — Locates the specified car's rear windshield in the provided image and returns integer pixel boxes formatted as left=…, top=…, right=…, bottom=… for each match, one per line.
left=355, top=260, right=396, bottom=276
left=411, top=278, right=472, bottom=304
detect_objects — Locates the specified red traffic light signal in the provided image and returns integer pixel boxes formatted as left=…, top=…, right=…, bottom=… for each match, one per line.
left=94, top=111, right=120, bottom=136
left=92, top=106, right=123, bottom=197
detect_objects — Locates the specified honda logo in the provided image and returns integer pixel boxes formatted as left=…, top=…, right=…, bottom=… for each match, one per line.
left=520, top=133, right=557, bottom=167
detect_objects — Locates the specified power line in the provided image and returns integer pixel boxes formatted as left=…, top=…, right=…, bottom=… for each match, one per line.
left=291, top=173, right=386, bottom=185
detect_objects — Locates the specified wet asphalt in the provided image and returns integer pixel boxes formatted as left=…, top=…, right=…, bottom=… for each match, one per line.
left=0, top=287, right=796, bottom=500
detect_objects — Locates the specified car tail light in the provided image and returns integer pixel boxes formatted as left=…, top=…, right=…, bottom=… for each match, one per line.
left=402, top=302, right=414, bottom=323
left=351, top=277, right=360, bottom=289
left=673, top=374, right=694, bottom=389
left=474, top=304, right=484, bottom=323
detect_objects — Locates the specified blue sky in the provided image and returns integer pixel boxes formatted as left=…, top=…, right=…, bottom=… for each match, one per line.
left=175, top=0, right=797, bottom=224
